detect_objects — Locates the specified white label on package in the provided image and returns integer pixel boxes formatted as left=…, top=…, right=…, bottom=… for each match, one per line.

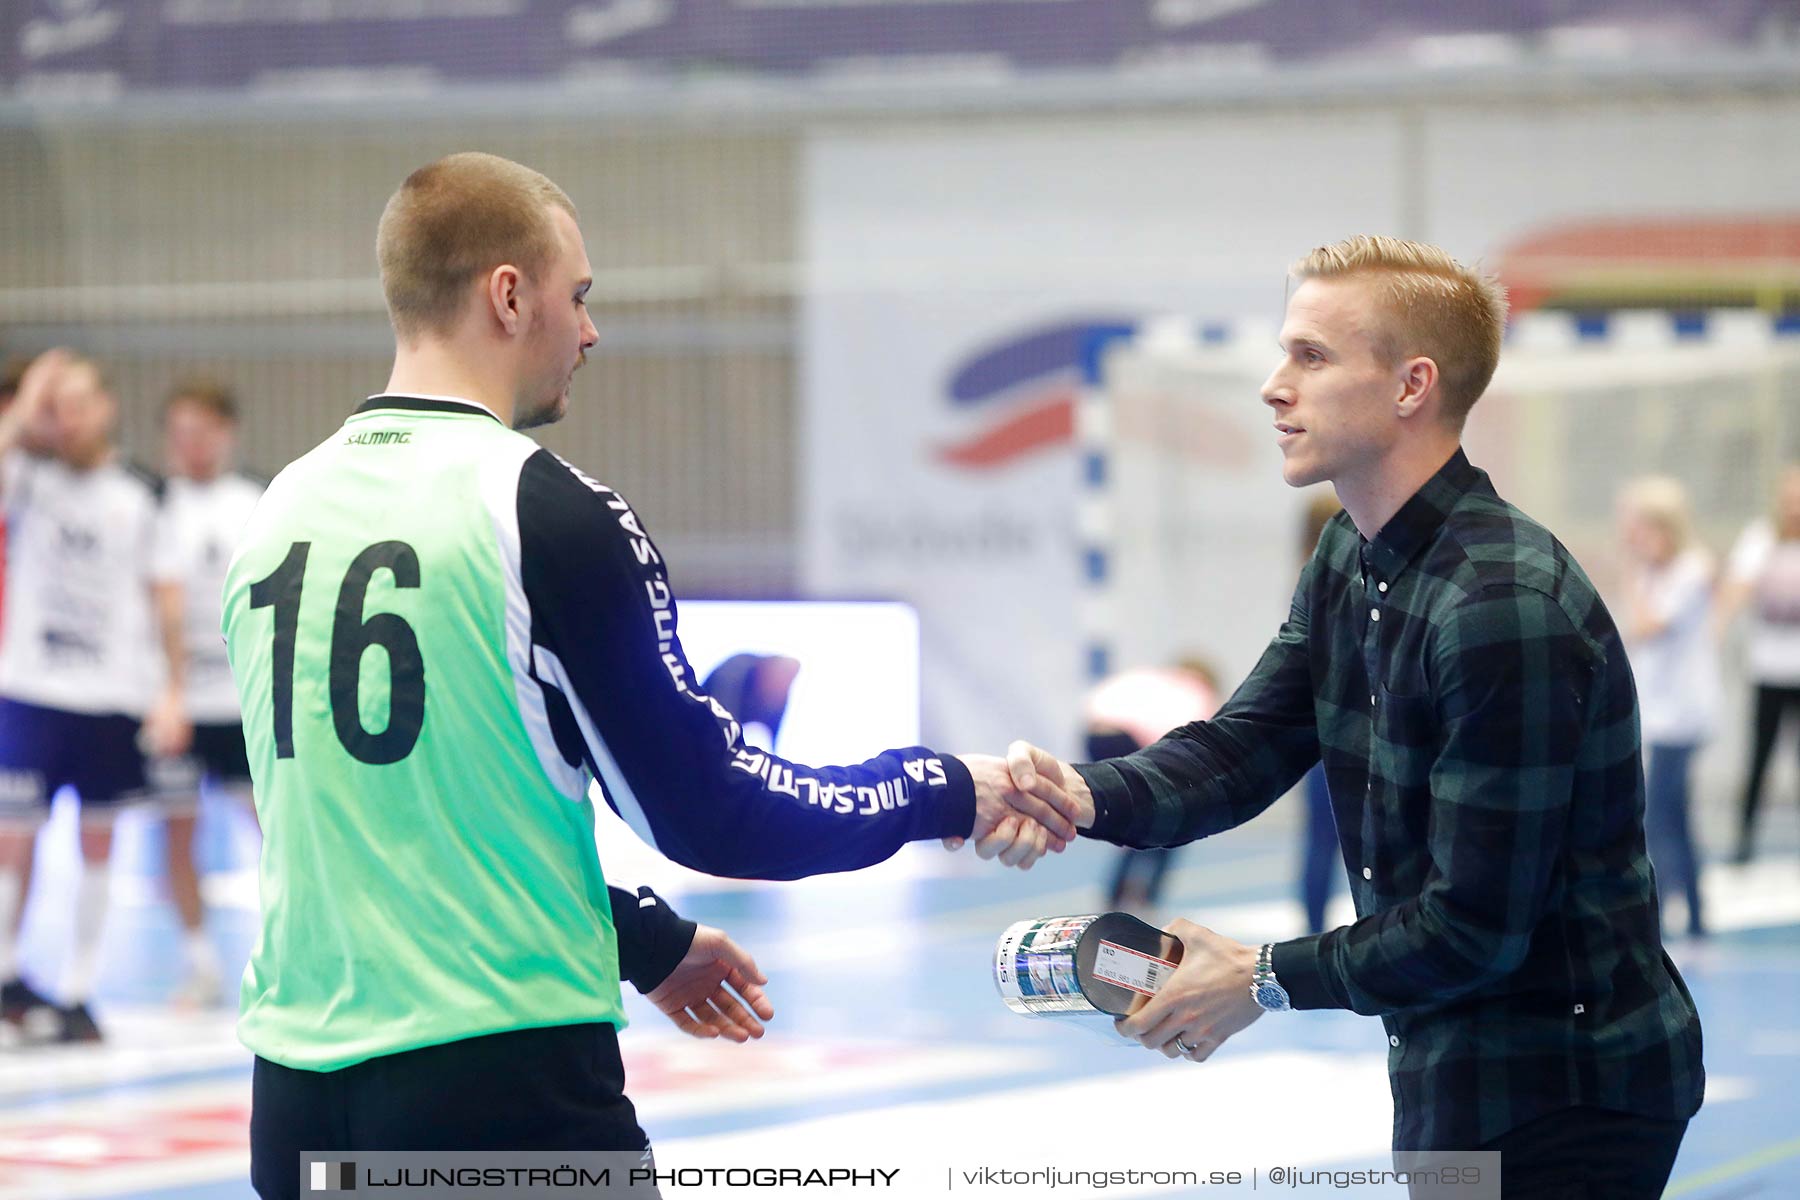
left=1092, top=939, right=1177, bottom=997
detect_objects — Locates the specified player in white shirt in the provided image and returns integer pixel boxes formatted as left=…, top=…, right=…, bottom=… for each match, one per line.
left=1720, top=465, right=1800, bottom=863
left=0, top=350, right=189, bottom=1043
left=151, top=379, right=264, bottom=1007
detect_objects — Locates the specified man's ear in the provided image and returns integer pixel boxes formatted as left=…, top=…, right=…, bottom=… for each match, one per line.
left=1394, top=356, right=1440, bottom=421
left=486, top=263, right=524, bottom=335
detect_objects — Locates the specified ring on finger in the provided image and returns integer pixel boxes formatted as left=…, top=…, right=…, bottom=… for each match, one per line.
left=1175, top=1035, right=1198, bottom=1054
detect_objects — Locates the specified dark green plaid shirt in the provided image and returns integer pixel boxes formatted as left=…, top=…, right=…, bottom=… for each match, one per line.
left=1077, top=449, right=1704, bottom=1151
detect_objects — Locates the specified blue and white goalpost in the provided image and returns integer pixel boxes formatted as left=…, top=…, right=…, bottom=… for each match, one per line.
left=1076, top=309, right=1800, bottom=693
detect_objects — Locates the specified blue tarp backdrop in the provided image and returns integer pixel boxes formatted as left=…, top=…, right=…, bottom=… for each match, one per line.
left=3, top=0, right=1791, bottom=94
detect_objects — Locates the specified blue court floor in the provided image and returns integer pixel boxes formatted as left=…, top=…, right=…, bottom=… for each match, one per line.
left=1, top=789, right=1796, bottom=1199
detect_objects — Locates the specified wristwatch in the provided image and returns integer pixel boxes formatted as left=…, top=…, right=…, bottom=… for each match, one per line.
left=1250, top=942, right=1291, bottom=1012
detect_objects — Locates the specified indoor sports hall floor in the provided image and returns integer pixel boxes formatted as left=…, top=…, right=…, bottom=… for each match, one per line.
left=1, top=787, right=1796, bottom=1199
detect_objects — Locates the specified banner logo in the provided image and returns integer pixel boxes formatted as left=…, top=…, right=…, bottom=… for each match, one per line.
left=935, top=317, right=1133, bottom=469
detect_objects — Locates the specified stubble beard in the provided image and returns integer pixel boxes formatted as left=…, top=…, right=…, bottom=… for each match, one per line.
left=513, top=379, right=570, bottom=432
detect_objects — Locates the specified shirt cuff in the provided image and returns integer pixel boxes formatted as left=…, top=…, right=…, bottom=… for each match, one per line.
left=927, top=751, right=977, bottom=841
left=1270, top=934, right=1343, bottom=1011
left=1073, top=760, right=1133, bottom=843
left=617, top=886, right=698, bottom=995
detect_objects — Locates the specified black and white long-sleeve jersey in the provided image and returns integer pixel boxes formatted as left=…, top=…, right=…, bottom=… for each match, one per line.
left=227, top=396, right=976, bottom=1069
left=510, top=419, right=977, bottom=877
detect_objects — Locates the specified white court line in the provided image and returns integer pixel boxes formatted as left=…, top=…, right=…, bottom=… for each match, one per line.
left=0, top=1008, right=245, bottom=1105
left=1697, top=860, right=1800, bottom=933
left=1705, top=1076, right=1757, bottom=1103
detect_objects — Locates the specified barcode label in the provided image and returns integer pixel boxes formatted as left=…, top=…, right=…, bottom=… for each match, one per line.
left=1091, top=939, right=1176, bottom=997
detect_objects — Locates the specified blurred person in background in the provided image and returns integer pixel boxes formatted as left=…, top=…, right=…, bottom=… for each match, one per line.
left=1618, top=477, right=1719, bottom=939
left=0, top=355, right=60, bottom=633
left=0, top=357, right=58, bottom=1003
left=1719, top=465, right=1800, bottom=864
left=1094, top=659, right=1220, bottom=913
left=151, top=379, right=266, bottom=1007
left=230, top=152, right=1070, bottom=1197
left=0, top=349, right=189, bottom=1044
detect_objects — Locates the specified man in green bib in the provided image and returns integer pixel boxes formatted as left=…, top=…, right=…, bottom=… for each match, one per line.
left=225, top=152, right=1071, bottom=1198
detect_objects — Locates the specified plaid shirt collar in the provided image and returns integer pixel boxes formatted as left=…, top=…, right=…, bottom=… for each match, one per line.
left=1359, top=447, right=1483, bottom=582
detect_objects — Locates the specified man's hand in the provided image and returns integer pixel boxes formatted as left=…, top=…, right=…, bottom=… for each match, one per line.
left=953, top=753, right=1051, bottom=867
left=947, top=743, right=1087, bottom=868
left=141, top=687, right=193, bottom=759
left=1004, top=741, right=1094, bottom=832
left=13, top=348, right=69, bottom=416
left=1116, top=919, right=1263, bottom=1063
left=645, top=924, right=774, bottom=1043
left=0, top=348, right=69, bottom=454
left=944, top=741, right=1096, bottom=864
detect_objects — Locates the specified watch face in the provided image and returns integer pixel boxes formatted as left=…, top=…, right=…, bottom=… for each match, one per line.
left=1255, top=981, right=1291, bottom=1012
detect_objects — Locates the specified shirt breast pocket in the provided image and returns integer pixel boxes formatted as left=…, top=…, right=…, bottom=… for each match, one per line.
left=1373, top=682, right=1438, bottom=791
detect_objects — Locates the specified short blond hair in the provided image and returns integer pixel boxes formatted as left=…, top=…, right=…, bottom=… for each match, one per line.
left=1292, top=235, right=1507, bottom=426
left=58, top=354, right=111, bottom=396
left=1620, top=475, right=1696, bottom=552
left=376, top=152, right=578, bottom=340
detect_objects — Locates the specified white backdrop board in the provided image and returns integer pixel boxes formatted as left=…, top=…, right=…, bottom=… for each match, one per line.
left=799, top=98, right=1800, bottom=756
left=799, top=114, right=1407, bottom=755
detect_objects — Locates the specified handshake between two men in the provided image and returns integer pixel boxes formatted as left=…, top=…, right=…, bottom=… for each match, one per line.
left=952, top=743, right=1268, bottom=1066
left=949, top=742, right=1094, bottom=867
left=668, top=741, right=1259, bottom=1062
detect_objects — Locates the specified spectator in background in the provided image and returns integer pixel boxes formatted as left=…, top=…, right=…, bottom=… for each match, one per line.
left=1296, top=492, right=1343, bottom=935
left=1618, top=477, right=1718, bottom=938
left=1720, top=465, right=1800, bottom=863
left=1095, top=659, right=1220, bottom=913
left=0, top=357, right=57, bottom=1019
left=0, top=349, right=189, bottom=1043
left=151, top=379, right=266, bottom=1007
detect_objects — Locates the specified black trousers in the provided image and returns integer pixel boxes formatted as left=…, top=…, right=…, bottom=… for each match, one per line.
left=1468, top=1105, right=1688, bottom=1200
left=251, top=1022, right=649, bottom=1200
left=1740, top=682, right=1800, bottom=855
